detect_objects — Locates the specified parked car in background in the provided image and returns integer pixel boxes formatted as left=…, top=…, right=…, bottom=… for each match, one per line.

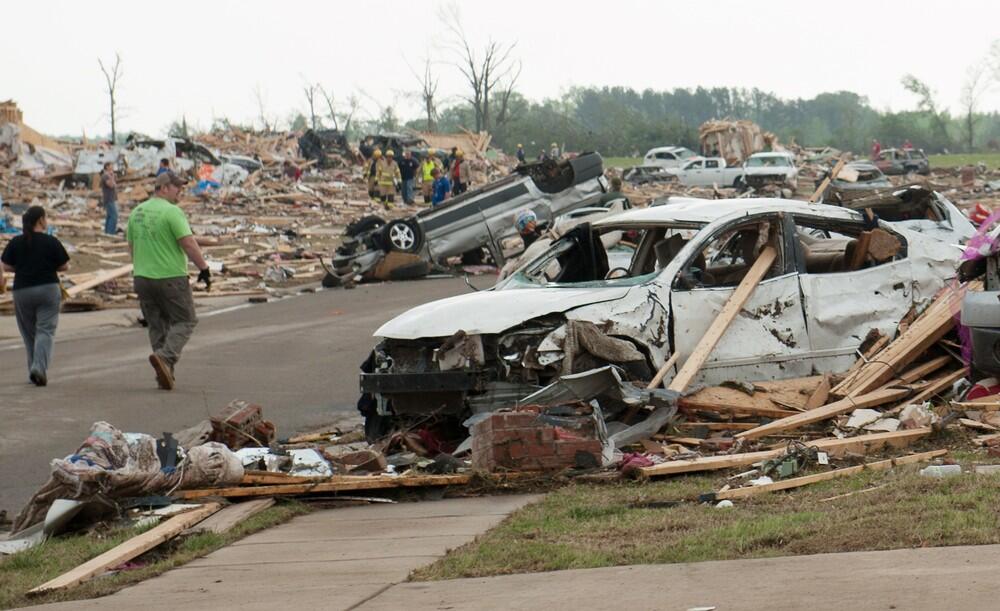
left=873, top=148, right=930, bottom=175
left=662, top=156, right=743, bottom=187
left=659, top=152, right=798, bottom=189
left=359, top=199, right=963, bottom=435
left=740, top=152, right=799, bottom=190
left=817, top=161, right=892, bottom=191
left=642, top=146, right=697, bottom=169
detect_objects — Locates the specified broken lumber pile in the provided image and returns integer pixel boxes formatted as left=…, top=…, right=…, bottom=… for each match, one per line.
left=833, top=282, right=978, bottom=398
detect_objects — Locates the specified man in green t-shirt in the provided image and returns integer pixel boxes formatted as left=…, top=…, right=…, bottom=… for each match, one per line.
left=127, top=172, right=211, bottom=390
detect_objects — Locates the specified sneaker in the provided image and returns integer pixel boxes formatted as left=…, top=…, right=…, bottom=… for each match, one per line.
left=149, top=354, right=175, bottom=390
left=29, top=370, right=47, bottom=387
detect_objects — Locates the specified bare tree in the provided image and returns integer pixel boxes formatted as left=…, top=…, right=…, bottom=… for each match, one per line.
left=901, top=74, right=951, bottom=147
left=317, top=86, right=340, bottom=131
left=253, top=84, right=275, bottom=132
left=98, top=53, right=123, bottom=143
left=439, top=3, right=522, bottom=134
left=409, top=57, right=439, bottom=131
left=960, top=61, right=990, bottom=152
left=303, top=83, right=320, bottom=130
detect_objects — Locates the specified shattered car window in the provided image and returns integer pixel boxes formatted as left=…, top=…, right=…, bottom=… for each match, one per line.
left=675, top=219, right=783, bottom=289
left=794, top=217, right=906, bottom=274
left=513, top=226, right=659, bottom=287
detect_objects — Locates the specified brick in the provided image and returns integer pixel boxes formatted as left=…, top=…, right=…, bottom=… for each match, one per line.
left=509, top=441, right=556, bottom=460
left=554, top=439, right=602, bottom=458
left=496, top=412, right=540, bottom=429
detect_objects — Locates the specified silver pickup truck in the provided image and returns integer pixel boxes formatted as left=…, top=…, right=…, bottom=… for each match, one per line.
left=663, top=152, right=798, bottom=189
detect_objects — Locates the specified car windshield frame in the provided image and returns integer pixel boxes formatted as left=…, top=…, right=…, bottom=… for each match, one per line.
left=507, top=221, right=708, bottom=289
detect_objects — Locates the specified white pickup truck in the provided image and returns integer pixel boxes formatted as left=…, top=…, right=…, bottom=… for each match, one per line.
left=664, top=152, right=798, bottom=189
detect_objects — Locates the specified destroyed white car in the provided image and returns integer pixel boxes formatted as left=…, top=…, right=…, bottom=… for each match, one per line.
left=359, top=198, right=961, bottom=436
left=359, top=199, right=963, bottom=434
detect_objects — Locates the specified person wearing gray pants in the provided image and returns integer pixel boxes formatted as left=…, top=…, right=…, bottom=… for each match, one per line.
left=13, top=284, right=62, bottom=382
left=1, top=206, right=70, bottom=386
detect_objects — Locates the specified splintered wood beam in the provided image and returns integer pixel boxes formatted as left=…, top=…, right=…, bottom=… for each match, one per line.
left=735, top=386, right=912, bottom=441
left=668, top=246, right=777, bottom=393
left=30, top=503, right=221, bottom=594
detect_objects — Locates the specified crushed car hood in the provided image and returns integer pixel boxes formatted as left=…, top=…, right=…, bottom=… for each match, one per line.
left=375, top=286, right=632, bottom=339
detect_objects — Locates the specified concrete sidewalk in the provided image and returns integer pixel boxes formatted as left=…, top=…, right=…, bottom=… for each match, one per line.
left=25, top=494, right=539, bottom=611
left=360, top=544, right=998, bottom=610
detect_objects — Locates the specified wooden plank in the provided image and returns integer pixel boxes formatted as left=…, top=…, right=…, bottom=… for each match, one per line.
left=240, top=471, right=329, bottom=485
left=847, top=230, right=873, bottom=271
left=809, top=155, right=847, bottom=203
left=713, top=450, right=947, bottom=500
left=187, top=498, right=275, bottom=535
left=175, top=474, right=472, bottom=500
left=678, top=398, right=797, bottom=419
left=959, top=418, right=999, bottom=432
left=65, top=264, right=133, bottom=297
left=805, top=375, right=831, bottom=410
left=668, top=246, right=777, bottom=393
left=30, top=503, right=220, bottom=594
left=735, top=386, right=912, bottom=441
left=897, top=355, right=953, bottom=384
left=675, top=422, right=760, bottom=431
left=646, top=351, right=681, bottom=390
left=904, top=368, right=967, bottom=405
left=637, top=428, right=932, bottom=478
left=833, top=283, right=977, bottom=397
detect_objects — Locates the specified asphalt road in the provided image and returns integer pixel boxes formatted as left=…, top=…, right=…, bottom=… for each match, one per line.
left=0, top=277, right=471, bottom=516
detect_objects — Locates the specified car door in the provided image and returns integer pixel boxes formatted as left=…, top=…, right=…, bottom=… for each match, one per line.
left=792, top=214, right=913, bottom=374
left=669, top=214, right=812, bottom=385
left=703, top=158, right=723, bottom=185
left=681, top=159, right=704, bottom=185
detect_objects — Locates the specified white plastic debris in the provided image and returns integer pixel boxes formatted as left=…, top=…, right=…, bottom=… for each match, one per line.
left=715, top=500, right=734, bottom=509
left=899, top=403, right=939, bottom=429
left=920, top=464, right=962, bottom=478
left=749, top=475, right=774, bottom=487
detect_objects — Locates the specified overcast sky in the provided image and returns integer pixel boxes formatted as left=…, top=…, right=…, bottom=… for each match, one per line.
left=4, top=0, right=999, bottom=137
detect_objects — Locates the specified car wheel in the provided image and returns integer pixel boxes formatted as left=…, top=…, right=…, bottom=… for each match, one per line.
left=346, top=215, right=387, bottom=237
left=383, top=219, right=424, bottom=253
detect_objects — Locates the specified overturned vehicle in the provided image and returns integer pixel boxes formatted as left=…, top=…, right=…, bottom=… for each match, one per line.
left=359, top=199, right=966, bottom=436
left=332, top=153, right=608, bottom=281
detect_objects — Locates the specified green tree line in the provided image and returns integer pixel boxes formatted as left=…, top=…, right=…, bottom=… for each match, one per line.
left=415, top=86, right=1000, bottom=157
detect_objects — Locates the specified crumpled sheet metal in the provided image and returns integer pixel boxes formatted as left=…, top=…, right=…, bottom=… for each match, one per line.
left=517, top=366, right=679, bottom=450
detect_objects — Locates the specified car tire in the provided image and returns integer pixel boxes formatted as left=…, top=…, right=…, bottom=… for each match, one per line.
left=346, top=215, right=387, bottom=237
left=382, top=219, right=424, bottom=253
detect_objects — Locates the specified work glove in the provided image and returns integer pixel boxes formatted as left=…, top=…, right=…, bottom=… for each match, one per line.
left=197, top=268, right=212, bottom=291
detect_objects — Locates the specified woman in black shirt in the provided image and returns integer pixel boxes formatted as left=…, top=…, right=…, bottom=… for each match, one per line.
left=0, top=206, right=70, bottom=386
